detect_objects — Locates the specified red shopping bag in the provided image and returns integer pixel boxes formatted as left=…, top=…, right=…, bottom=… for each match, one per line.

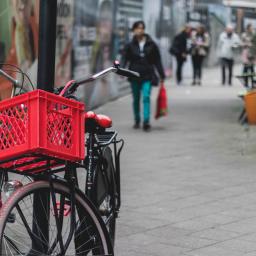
left=155, top=83, right=168, bottom=119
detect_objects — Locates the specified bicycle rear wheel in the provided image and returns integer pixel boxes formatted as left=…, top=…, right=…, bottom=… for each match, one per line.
left=0, top=180, right=113, bottom=255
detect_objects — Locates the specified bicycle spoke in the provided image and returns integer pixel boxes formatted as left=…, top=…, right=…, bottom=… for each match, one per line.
left=50, top=186, right=65, bottom=253
left=3, top=235, right=23, bottom=255
left=4, top=219, right=48, bottom=255
left=4, top=237, right=15, bottom=256
left=22, top=196, right=50, bottom=247
left=15, top=204, right=34, bottom=242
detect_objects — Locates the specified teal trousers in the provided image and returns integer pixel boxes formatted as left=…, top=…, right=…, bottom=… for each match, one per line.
left=131, top=80, right=152, bottom=123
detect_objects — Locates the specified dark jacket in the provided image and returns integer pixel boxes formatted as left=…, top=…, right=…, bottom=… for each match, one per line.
left=171, top=31, right=188, bottom=57
left=122, top=34, right=165, bottom=82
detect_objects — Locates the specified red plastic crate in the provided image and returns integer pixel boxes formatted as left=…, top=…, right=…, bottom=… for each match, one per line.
left=0, top=89, right=85, bottom=172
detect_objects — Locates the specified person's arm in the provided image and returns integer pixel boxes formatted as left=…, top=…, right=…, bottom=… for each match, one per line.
left=233, top=34, right=241, bottom=48
left=241, top=33, right=247, bottom=47
left=182, top=34, right=188, bottom=55
left=120, top=43, right=130, bottom=68
left=203, top=33, right=210, bottom=48
left=189, top=32, right=197, bottom=54
left=191, top=31, right=197, bottom=46
left=154, top=44, right=165, bottom=81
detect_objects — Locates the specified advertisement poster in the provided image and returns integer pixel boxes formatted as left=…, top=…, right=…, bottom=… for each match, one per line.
left=0, top=0, right=73, bottom=97
left=0, top=0, right=136, bottom=106
left=73, top=0, right=118, bottom=109
left=0, top=0, right=39, bottom=100
left=55, top=0, right=73, bottom=87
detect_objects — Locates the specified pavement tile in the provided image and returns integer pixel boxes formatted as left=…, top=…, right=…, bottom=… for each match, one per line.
left=117, top=210, right=171, bottom=230
left=243, top=252, right=256, bottom=256
left=115, top=247, right=155, bottom=256
left=162, top=236, right=218, bottom=250
left=239, top=232, right=256, bottom=243
left=171, top=219, right=219, bottom=232
left=220, top=208, right=256, bottom=219
left=191, top=212, right=242, bottom=225
left=145, top=225, right=194, bottom=238
left=131, top=243, right=186, bottom=256
left=185, top=245, right=243, bottom=256
left=188, top=227, right=242, bottom=241
left=215, top=238, right=256, bottom=253
left=116, top=222, right=146, bottom=238
left=220, top=217, right=256, bottom=234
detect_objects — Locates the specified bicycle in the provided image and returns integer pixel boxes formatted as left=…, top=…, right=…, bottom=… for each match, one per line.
left=0, top=61, right=139, bottom=255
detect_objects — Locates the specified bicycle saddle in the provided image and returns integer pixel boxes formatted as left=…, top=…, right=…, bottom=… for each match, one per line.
left=85, top=111, right=112, bottom=129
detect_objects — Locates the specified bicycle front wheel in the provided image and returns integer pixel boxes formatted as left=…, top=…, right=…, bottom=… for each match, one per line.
left=0, top=180, right=113, bottom=255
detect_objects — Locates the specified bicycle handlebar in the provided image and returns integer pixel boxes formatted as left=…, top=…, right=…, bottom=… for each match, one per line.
left=0, top=68, right=21, bottom=87
left=0, top=61, right=140, bottom=98
left=75, top=67, right=117, bottom=86
left=76, top=64, right=139, bottom=85
left=60, top=61, right=140, bottom=97
left=116, top=67, right=140, bottom=79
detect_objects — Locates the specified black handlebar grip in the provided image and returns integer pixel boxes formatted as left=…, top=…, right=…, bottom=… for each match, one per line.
left=116, top=68, right=140, bottom=79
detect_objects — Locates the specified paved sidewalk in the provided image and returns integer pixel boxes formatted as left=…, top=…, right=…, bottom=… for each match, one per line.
left=98, top=65, right=256, bottom=255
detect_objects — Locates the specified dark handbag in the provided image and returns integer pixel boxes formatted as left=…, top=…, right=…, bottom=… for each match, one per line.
left=151, top=72, right=159, bottom=86
left=169, top=45, right=179, bottom=55
left=169, top=36, right=179, bottom=55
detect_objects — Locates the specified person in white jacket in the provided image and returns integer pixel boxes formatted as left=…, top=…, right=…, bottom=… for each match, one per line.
left=217, top=24, right=241, bottom=85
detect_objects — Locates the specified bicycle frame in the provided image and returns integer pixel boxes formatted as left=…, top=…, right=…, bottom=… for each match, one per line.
left=0, top=61, right=135, bottom=254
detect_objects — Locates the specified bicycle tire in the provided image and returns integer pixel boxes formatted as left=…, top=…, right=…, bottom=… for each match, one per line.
left=94, top=146, right=117, bottom=248
left=0, top=180, right=113, bottom=255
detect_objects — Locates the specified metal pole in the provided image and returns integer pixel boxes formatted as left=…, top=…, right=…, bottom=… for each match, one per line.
left=37, top=0, right=57, bottom=92
left=32, top=0, right=57, bottom=253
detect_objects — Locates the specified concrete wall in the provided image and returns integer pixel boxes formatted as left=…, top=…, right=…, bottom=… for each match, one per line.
left=207, top=14, right=226, bottom=66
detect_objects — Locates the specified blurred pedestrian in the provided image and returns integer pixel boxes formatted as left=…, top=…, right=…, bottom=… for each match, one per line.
left=190, top=24, right=210, bottom=86
left=241, top=23, right=255, bottom=88
left=217, top=24, right=241, bottom=86
left=169, top=24, right=191, bottom=85
left=122, top=20, right=165, bottom=131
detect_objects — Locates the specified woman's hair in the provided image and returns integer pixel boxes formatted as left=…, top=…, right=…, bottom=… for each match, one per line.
left=132, top=20, right=145, bottom=31
left=197, top=24, right=205, bottom=34
left=246, top=23, right=252, bottom=31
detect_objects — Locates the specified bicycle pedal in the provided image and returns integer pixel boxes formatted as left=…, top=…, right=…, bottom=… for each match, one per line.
left=7, top=213, right=16, bottom=223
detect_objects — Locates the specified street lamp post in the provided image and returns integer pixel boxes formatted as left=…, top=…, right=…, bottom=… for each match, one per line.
left=32, top=0, right=57, bottom=253
left=37, top=0, right=58, bottom=92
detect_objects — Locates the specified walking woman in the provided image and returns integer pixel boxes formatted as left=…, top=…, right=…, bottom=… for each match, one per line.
left=122, top=21, right=165, bottom=131
left=169, top=24, right=191, bottom=85
left=191, top=25, right=210, bottom=85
